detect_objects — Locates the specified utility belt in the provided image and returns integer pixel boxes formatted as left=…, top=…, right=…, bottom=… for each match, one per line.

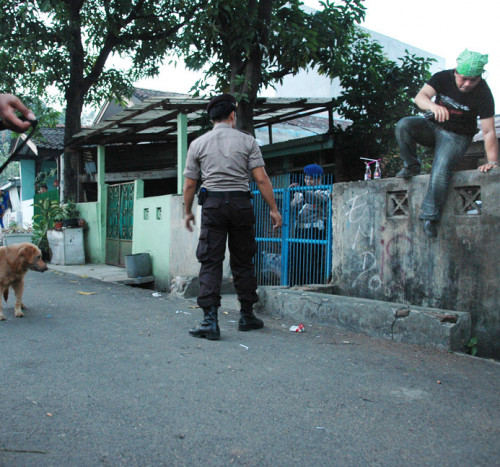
left=198, top=188, right=252, bottom=206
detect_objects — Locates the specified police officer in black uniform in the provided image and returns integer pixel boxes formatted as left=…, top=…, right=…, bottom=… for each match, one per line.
left=183, top=94, right=282, bottom=340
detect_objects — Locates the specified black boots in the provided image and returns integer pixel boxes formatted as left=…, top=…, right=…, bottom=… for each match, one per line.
left=189, top=305, right=220, bottom=340
left=189, top=302, right=263, bottom=338
left=238, top=301, right=264, bottom=332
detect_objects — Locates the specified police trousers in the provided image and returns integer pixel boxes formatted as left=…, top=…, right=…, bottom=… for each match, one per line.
left=196, top=195, right=258, bottom=309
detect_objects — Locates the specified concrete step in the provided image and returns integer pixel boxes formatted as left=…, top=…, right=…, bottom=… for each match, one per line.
left=255, top=286, right=471, bottom=353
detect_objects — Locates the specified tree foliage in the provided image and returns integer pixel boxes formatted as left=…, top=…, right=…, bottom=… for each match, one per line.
left=330, top=29, right=435, bottom=180
left=181, top=0, right=366, bottom=134
left=0, top=0, right=206, bottom=198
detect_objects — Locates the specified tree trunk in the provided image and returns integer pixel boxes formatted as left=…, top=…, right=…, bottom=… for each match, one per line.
left=333, top=132, right=348, bottom=183
left=236, top=100, right=256, bottom=135
left=233, top=0, right=273, bottom=136
left=63, top=103, right=83, bottom=202
left=62, top=3, right=85, bottom=202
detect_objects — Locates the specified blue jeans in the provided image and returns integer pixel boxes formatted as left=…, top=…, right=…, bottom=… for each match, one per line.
left=395, top=117, right=472, bottom=221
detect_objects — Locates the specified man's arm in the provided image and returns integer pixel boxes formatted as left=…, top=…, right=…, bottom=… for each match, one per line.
left=0, top=94, right=36, bottom=132
left=414, top=84, right=450, bottom=123
left=478, top=117, right=498, bottom=173
left=289, top=182, right=303, bottom=208
left=183, top=177, right=197, bottom=231
left=251, top=166, right=282, bottom=229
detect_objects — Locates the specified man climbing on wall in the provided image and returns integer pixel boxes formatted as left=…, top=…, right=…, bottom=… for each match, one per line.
left=395, top=49, right=497, bottom=238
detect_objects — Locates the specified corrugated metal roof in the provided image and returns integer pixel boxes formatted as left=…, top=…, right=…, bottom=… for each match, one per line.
left=69, top=97, right=336, bottom=147
left=132, top=88, right=188, bottom=101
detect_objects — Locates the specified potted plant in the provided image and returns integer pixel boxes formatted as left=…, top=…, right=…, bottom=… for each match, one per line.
left=2, top=221, right=34, bottom=246
left=54, top=210, right=64, bottom=231
left=62, top=198, right=80, bottom=228
left=32, top=198, right=64, bottom=260
left=46, top=199, right=85, bottom=265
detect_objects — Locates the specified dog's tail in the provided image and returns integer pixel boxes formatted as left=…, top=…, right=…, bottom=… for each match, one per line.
left=3, top=288, right=8, bottom=302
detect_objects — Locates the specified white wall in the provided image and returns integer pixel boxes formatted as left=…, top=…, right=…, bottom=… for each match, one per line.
left=8, top=187, right=21, bottom=212
left=21, top=199, right=34, bottom=228
left=273, top=27, right=445, bottom=100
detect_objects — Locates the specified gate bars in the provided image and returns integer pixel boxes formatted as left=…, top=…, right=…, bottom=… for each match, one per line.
left=251, top=173, right=333, bottom=286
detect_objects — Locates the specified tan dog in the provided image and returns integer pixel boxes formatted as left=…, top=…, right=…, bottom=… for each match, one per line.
left=0, top=242, right=48, bottom=320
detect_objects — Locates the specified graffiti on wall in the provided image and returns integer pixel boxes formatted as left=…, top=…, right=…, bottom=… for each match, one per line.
left=344, top=191, right=381, bottom=292
left=343, top=190, right=414, bottom=295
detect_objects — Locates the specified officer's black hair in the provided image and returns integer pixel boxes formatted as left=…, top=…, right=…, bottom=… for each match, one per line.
left=209, top=102, right=236, bottom=122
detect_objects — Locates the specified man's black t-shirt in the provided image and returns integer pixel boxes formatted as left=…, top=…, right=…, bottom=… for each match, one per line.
left=427, top=69, right=494, bottom=136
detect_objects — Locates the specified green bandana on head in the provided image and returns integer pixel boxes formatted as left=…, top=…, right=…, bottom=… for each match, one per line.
left=456, top=49, right=488, bottom=76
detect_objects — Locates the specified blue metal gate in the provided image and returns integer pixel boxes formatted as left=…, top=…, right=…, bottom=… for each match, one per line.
left=251, top=173, right=333, bottom=286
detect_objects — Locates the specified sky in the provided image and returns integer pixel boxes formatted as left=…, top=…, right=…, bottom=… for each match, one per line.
left=134, top=0, right=499, bottom=105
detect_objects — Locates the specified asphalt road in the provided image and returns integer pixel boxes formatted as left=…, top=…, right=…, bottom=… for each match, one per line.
left=1, top=269, right=499, bottom=466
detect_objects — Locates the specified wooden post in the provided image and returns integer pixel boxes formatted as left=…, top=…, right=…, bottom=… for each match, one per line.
left=97, top=145, right=107, bottom=263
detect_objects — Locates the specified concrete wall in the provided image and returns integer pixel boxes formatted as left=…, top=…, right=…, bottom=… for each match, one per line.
left=78, top=191, right=233, bottom=292
left=168, top=194, right=200, bottom=279
left=21, top=199, right=34, bottom=228
left=77, top=201, right=103, bottom=264
left=331, top=169, right=500, bottom=358
left=168, top=194, right=232, bottom=285
left=132, top=193, right=171, bottom=290
left=122, top=192, right=232, bottom=291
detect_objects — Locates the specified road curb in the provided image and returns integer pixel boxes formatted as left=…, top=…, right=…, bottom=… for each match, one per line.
left=256, top=286, right=471, bottom=352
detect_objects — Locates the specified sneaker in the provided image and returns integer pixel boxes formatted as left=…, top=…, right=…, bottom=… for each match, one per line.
left=396, top=166, right=421, bottom=178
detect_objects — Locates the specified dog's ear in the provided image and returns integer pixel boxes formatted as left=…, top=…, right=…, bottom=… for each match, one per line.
left=17, top=244, right=30, bottom=259
left=26, top=245, right=39, bottom=262
left=12, top=245, right=29, bottom=271
left=14, top=244, right=38, bottom=269
left=29, top=245, right=43, bottom=264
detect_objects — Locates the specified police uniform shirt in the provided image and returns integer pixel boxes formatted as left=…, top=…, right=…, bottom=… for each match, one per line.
left=184, top=123, right=265, bottom=191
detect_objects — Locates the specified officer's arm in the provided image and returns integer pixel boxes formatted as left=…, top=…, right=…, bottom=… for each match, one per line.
left=183, top=177, right=197, bottom=231
left=414, top=84, right=449, bottom=122
left=252, top=166, right=282, bottom=228
left=478, top=117, right=498, bottom=172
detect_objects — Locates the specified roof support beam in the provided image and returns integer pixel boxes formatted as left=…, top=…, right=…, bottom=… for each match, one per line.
left=96, top=145, right=107, bottom=263
left=177, top=112, right=188, bottom=195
